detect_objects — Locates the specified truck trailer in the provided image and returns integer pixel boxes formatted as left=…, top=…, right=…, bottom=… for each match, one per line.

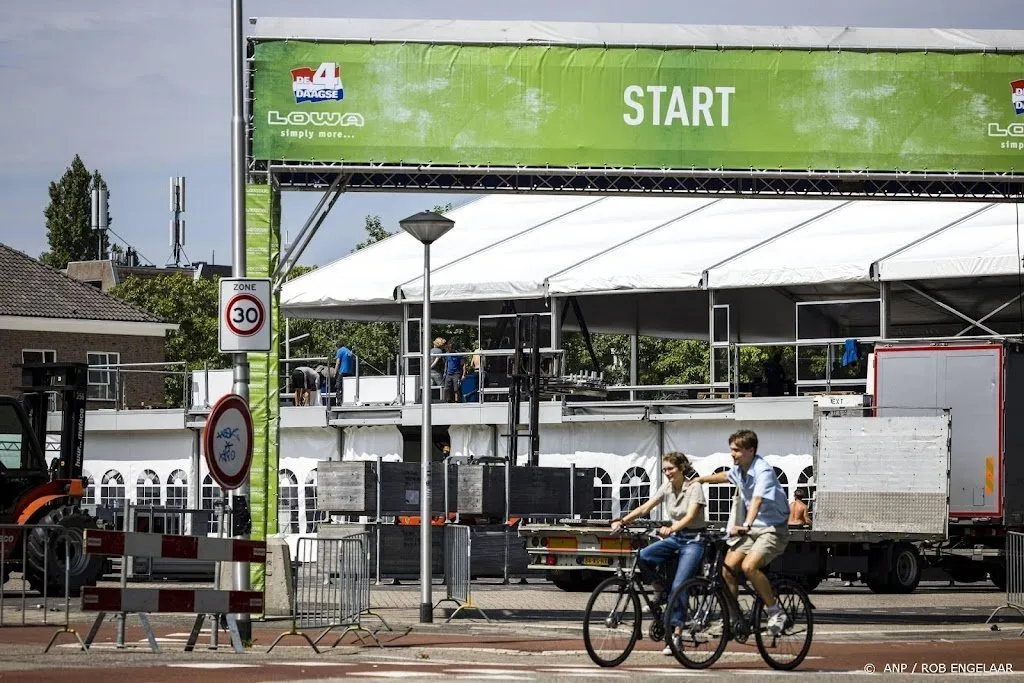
left=520, top=340, right=1022, bottom=593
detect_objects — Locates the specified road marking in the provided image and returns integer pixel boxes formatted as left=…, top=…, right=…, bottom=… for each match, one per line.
left=272, top=662, right=354, bottom=667
left=445, top=669, right=531, bottom=675
left=166, top=663, right=259, bottom=669
left=539, top=671, right=628, bottom=678
left=629, top=668, right=706, bottom=675
left=356, top=673, right=444, bottom=679
left=452, top=677, right=534, bottom=681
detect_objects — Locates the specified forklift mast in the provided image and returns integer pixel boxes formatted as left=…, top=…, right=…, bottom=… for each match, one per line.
left=17, top=363, right=88, bottom=480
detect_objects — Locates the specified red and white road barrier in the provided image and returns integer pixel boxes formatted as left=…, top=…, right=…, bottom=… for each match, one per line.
left=82, top=587, right=264, bottom=614
left=84, top=529, right=266, bottom=563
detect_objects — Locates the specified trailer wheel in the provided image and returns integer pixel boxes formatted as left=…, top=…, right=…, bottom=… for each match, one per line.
left=550, top=570, right=592, bottom=592
left=887, top=543, right=922, bottom=594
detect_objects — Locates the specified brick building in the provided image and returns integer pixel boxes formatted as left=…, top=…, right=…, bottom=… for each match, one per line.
left=0, top=244, right=177, bottom=408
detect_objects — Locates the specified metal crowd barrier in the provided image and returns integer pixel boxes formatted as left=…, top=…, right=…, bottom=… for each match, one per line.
left=987, top=530, right=1024, bottom=636
left=435, top=524, right=489, bottom=622
left=269, top=534, right=385, bottom=653
left=127, top=504, right=231, bottom=581
left=0, top=523, right=84, bottom=652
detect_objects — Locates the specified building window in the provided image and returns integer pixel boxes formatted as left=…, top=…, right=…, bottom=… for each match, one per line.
left=592, top=468, right=613, bottom=520
left=773, top=467, right=790, bottom=501
left=87, top=351, right=120, bottom=401
left=202, top=474, right=224, bottom=534
left=136, top=469, right=161, bottom=507
left=166, top=469, right=188, bottom=509
left=618, top=466, right=651, bottom=518
left=707, top=466, right=734, bottom=523
left=304, top=470, right=327, bottom=533
left=797, top=466, right=816, bottom=515
left=82, top=472, right=95, bottom=505
left=100, top=470, right=125, bottom=509
left=280, top=469, right=299, bottom=533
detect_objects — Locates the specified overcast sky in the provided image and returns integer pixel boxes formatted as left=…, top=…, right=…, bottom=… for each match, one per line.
left=1, top=0, right=1021, bottom=269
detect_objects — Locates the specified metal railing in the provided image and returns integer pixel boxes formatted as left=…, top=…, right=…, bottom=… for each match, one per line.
left=0, top=523, right=84, bottom=652
left=986, top=531, right=1024, bottom=637
left=88, top=361, right=190, bottom=410
left=126, top=504, right=232, bottom=581
left=436, top=524, right=489, bottom=622
left=269, top=533, right=383, bottom=653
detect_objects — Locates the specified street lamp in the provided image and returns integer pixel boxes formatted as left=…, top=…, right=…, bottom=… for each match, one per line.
left=399, top=210, right=455, bottom=624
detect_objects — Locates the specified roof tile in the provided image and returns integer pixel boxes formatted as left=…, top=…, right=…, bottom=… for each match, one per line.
left=0, top=244, right=164, bottom=324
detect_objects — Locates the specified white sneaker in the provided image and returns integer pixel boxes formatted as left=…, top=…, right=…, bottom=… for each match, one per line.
left=766, top=610, right=788, bottom=636
left=662, top=645, right=673, bottom=655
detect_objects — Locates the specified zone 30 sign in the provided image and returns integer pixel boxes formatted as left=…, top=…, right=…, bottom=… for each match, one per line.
left=219, top=277, right=272, bottom=353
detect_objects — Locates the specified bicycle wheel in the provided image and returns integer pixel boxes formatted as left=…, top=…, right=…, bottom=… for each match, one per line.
left=753, top=578, right=814, bottom=670
left=664, top=577, right=730, bottom=669
left=583, top=576, right=641, bottom=667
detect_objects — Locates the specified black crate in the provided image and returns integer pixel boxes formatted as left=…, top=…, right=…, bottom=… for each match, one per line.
left=317, top=461, right=458, bottom=515
left=456, top=465, right=595, bottom=517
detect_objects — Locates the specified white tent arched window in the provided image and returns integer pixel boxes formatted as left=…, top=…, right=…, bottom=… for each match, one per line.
left=136, top=470, right=161, bottom=507
left=100, top=470, right=125, bottom=509
left=280, top=469, right=299, bottom=533
left=592, top=468, right=613, bottom=520
left=618, top=466, right=651, bottom=518
left=706, top=466, right=733, bottom=523
left=166, top=469, right=188, bottom=508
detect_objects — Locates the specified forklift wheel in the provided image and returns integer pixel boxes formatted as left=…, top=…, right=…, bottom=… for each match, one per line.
left=25, top=505, right=105, bottom=598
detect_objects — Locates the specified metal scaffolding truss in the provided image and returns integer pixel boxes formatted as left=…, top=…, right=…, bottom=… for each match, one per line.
left=259, top=162, right=1024, bottom=201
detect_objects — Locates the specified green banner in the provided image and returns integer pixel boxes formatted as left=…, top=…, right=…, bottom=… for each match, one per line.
left=244, top=183, right=281, bottom=593
left=252, top=41, right=1024, bottom=173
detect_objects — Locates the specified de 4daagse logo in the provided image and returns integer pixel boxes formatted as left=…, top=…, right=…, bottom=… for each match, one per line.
left=1012, top=79, right=1024, bottom=116
left=292, top=62, right=344, bottom=103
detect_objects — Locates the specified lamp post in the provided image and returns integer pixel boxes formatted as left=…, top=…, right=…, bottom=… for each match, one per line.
left=399, top=210, right=455, bottom=624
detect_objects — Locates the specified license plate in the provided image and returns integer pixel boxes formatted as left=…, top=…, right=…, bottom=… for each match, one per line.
left=583, top=556, right=610, bottom=567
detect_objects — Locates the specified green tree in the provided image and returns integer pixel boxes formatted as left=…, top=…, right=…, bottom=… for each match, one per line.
left=353, top=214, right=392, bottom=251
left=40, top=156, right=109, bottom=269
left=111, top=273, right=225, bottom=406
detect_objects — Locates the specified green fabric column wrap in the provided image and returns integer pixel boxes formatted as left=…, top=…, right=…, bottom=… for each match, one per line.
left=244, top=183, right=281, bottom=592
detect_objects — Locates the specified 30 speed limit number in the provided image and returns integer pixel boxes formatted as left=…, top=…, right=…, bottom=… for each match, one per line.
left=219, top=278, right=272, bottom=352
left=226, top=294, right=265, bottom=336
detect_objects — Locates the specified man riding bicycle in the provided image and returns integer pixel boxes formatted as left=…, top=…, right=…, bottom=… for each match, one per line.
left=694, top=429, right=790, bottom=636
left=611, top=451, right=706, bottom=655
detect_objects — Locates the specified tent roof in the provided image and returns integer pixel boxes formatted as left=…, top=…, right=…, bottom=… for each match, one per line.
left=874, top=204, right=1024, bottom=281
left=281, top=195, right=1024, bottom=319
left=282, top=194, right=596, bottom=312
left=249, top=18, right=1024, bottom=52
left=703, top=201, right=988, bottom=290
left=546, top=198, right=845, bottom=296
left=400, top=196, right=717, bottom=302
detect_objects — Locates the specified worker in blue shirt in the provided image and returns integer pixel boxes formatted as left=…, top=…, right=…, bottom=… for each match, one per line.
left=334, top=340, right=355, bottom=404
left=442, top=340, right=463, bottom=403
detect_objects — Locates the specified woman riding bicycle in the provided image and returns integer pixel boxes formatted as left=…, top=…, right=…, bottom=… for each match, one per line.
left=611, top=451, right=706, bottom=655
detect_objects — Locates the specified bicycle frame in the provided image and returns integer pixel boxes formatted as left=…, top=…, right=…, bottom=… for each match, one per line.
left=697, top=530, right=759, bottom=639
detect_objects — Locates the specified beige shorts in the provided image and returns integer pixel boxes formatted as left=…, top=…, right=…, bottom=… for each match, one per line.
left=728, top=526, right=790, bottom=565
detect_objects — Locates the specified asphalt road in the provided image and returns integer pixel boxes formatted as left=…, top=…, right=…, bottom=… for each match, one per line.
left=0, top=579, right=1021, bottom=681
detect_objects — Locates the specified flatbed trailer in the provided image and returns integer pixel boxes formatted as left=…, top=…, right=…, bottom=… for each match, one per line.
left=521, top=408, right=955, bottom=593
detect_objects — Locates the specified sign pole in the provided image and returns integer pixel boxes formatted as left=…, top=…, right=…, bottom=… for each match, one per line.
left=230, top=0, right=250, bottom=646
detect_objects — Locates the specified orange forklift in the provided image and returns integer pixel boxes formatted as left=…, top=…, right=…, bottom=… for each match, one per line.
left=0, top=363, right=105, bottom=595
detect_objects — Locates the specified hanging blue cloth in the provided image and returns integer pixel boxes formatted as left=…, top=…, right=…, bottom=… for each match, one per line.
left=841, top=339, right=858, bottom=367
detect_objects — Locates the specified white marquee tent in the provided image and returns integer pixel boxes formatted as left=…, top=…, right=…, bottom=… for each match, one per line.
left=282, top=196, right=1024, bottom=341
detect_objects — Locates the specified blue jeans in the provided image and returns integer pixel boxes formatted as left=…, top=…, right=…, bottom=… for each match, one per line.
left=638, top=533, right=704, bottom=624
